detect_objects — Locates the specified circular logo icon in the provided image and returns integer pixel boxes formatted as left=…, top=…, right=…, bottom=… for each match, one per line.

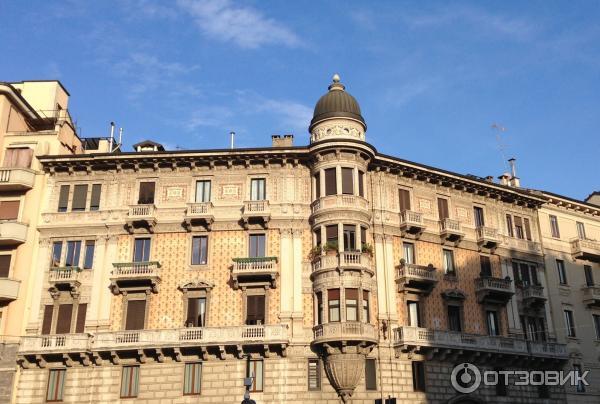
left=451, top=363, right=481, bottom=394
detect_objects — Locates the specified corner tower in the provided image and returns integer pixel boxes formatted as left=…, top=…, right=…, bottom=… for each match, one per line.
left=308, top=75, right=377, bottom=402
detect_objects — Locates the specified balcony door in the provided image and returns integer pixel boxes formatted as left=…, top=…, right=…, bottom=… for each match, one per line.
left=186, top=297, right=206, bottom=327
left=437, top=198, right=449, bottom=220
left=399, top=189, right=411, bottom=212
left=486, top=311, right=499, bottom=336
left=343, top=225, right=356, bottom=251
left=473, top=206, right=485, bottom=227
left=249, top=234, right=266, bottom=258
left=447, top=305, right=462, bottom=332
left=250, top=179, right=266, bottom=201
left=407, top=301, right=420, bottom=327
left=403, top=243, right=415, bottom=264
left=195, top=180, right=211, bottom=203
left=3, top=147, right=33, bottom=168
left=577, top=222, right=586, bottom=239
left=133, top=238, right=151, bottom=262
left=246, top=294, right=265, bottom=325
left=125, top=299, right=146, bottom=330
left=138, top=182, right=155, bottom=204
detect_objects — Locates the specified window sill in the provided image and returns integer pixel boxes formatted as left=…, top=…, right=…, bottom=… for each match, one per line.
left=189, top=264, right=209, bottom=270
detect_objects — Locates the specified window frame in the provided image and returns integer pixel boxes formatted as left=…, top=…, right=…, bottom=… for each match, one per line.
left=442, top=249, right=455, bottom=275
left=190, top=235, right=209, bottom=266
left=46, top=368, right=66, bottom=402
left=246, top=359, right=264, bottom=393
left=307, top=358, right=321, bottom=391
left=365, top=358, right=377, bottom=391
left=249, top=178, right=267, bottom=201
left=557, top=259, right=567, bottom=285
left=564, top=309, right=576, bottom=338
left=411, top=361, right=426, bottom=392
left=549, top=215, right=560, bottom=238
left=120, top=365, right=140, bottom=399
left=195, top=180, right=212, bottom=203
left=183, top=362, right=202, bottom=396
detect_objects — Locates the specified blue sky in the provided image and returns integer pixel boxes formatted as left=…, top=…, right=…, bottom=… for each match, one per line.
left=1, top=1, right=599, bottom=200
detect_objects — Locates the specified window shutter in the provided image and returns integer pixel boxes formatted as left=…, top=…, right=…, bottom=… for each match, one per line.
left=399, top=189, right=411, bottom=212
left=365, top=358, right=377, bottom=390
left=328, top=289, right=340, bottom=300
left=0, top=255, right=11, bottom=277
left=358, top=171, right=364, bottom=197
left=314, top=174, right=321, bottom=199
left=187, top=298, right=199, bottom=326
left=41, top=305, right=54, bottom=335
left=90, top=184, right=101, bottom=210
left=345, top=288, right=358, bottom=300
left=138, top=182, right=155, bottom=204
left=71, top=184, right=88, bottom=211
left=524, top=218, right=532, bottom=240
left=58, top=185, right=70, bottom=212
left=0, top=201, right=20, bottom=220
left=3, top=148, right=33, bottom=168
left=55, top=304, right=73, bottom=334
left=324, top=168, right=336, bottom=196
left=437, top=198, right=449, bottom=219
left=341, top=168, right=354, bottom=195
left=75, top=303, right=87, bottom=333
left=480, top=256, right=492, bottom=277
left=125, top=300, right=146, bottom=330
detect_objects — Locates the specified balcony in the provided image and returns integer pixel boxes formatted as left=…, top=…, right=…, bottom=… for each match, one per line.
left=521, top=284, right=546, bottom=308
left=48, top=267, right=82, bottom=297
left=311, top=251, right=373, bottom=275
left=19, top=334, right=91, bottom=356
left=183, top=202, right=214, bottom=230
left=0, top=221, right=28, bottom=246
left=501, top=236, right=541, bottom=254
left=393, top=326, right=568, bottom=362
left=231, top=257, right=278, bottom=289
left=0, top=168, right=35, bottom=191
left=241, top=200, right=270, bottom=228
left=0, top=278, right=20, bottom=302
left=396, top=262, right=438, bottom=295
left=312, top=322, right=377, bottom=346
left=582, top=285, right=600, bottom=307
left=440, top=218, right=464, bottom=243
left=125, top=204, right=157, bottom=233
left=476, top=226, right=499, bottom=250
left=570, top=238, right=600, bottom=263
left=475, top=277, right=514, bottom=305
left=399, top=210, right=425, bottom=236
left=310, top=195, right=370, bottom=217
left=110, top=261, right=161, bottom=294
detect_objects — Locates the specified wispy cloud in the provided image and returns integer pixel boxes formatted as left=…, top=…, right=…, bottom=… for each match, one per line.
left=176, top=0, right=302, bottom=49
left=183, top=106, right=233, bottom=131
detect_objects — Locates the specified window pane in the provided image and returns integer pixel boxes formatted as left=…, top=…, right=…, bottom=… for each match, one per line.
left=480, top=255, right=491, bottom=277
left=324, top=168, right=336, bottom=196
left=65, top=241, right=81, bottom=267
left=58, top=185, right=70, bottom=212
left=187, top=297, right=206, bottom=327
left=506, top=215, right=514, bottom=237
left=341, top=167, right=353, bottom=195
left=249, top=234, right=265, bottom=257
left=308, top=359, right=321, bottom=390
left=71, top=184, right=88, bottom=211
left=125, top=300, right=146, bottom=330
left=184, top=363, right=202, bottom=395
left=412, top=362, right=426, bottom=392
left=314, top=173, right=321, bottom=199
left=362, top=290, right=370, bottom=323
left=121, top=366, right=140, bottom=398
left=90, top=184, right=101, bottom=210
left=52, top=241, right=63, bottom=267
left=474, top=207, right=485, bottom=227
left=443, top=250, right=455, bottom=274
left=196, top=180, right=211, bottom=203
left=192, top=236, right=208, bottom=265
left=75, top=303, right=87, bottom=333
left=407, top=301, right=420, bottom=327
left=46, top=369, right=66, bottom=402
left=365, top=359, right=377, bottom=390
left=246, top=295, right=265, bottom=325
left=133, top=238, right=151, bottom=262
left=437, top=198, right=449, bottom=219
left=247, top=360, right=264, bottom=392
left=250, top=179, right=266, bottom=200
left=0, top=255, right=10, bottom=278
left=138, top=182, right=155, bottom=204
left=343, top=224, right=356, bottom=251
left=345, top=288, right=358, bottom=321
left=328, top=289, right=340, bottom=322
left=56, top=304, right=73, bottom=334
left=403, top=243, right=414, bottom=264
left=83, top=241, right=95, bottom=269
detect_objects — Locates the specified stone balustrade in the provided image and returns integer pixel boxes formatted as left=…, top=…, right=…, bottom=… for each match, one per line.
left=0, top=168, right=35, bottom=191
left=570, top=237, right=600, bottom=262
left=310, top=195, right=369, bottom=215
left=312, top=322, right=377, bottom=344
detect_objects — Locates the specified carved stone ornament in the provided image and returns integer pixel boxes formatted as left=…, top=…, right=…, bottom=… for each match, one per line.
left=323, top=352, right=366, bottom=402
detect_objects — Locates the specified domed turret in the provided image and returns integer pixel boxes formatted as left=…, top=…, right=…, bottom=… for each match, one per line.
left=309, top=75, right=367, bottom=143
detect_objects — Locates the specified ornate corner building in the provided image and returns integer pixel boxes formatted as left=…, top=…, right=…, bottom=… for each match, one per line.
left=2, top=76, right=599, bottom=404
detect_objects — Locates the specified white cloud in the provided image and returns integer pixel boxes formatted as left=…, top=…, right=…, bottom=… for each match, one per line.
left=176, top=0, right=302, bottom=48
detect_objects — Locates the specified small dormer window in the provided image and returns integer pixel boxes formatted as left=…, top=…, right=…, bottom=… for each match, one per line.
left=132, top=140, right=165, bottom=153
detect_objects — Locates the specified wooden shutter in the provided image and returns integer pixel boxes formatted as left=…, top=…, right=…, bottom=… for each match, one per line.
left=0, top=201, right=20, bottom=220
left=246, top=295, right=265, bottom=325
left=75, top=303, right=87, bottom=333
left=345, top=288, right=358, bottom=300
left=187, top=298, right=199, bottom=326
left=324, top=168, right=336, bottom=196
left=524, top=218, right=532, bottom=241
left=90, top=184, right=101, bottom=210
left=437, top=198, right=449, bottom=219
left=0, top=255, right=10, bottom=277
left=480, top=256, right=492, bottom=276
left=314, top=174, right=321, bottom=199
left=399, top=189, right=411, bottom=212
left=58, top=185, right=70, bottom=211
left=341, top=168, right=353, bottom=194
left=3, top=148, right=32, bottom=168
left=41, top=305, right=54, bottom=335
left=328, top=289, right=340, bottom=300
left=365, top=359, right=377, bottom=390
left=55, top=304, right=73, bottom=334
left=125, top=300, right=146, bottom=330
left=138, top=182, right=155, bottom=204
left=358, top=171, right=364, bottom=197
left=71, top=184, right=88, bottom=211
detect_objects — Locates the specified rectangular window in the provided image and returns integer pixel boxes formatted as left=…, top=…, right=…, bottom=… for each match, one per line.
left=125, top=299, right=146, bottom=330
left=71, top=184, right=88, bottom=211
left=133, top=238, right=151, bottom=262
left=530, top=264, right=539, bottom=285
left=314, top=173, right=321, bottom=199
left=520, top=263, right=531, bottom=286
left=52, top=241, right=63, bottom=267
left=412, top=361, right=426, bottom=392
left=324, top=168, right=336, bottom=196
left=46, top=369, right=66, bottom=402
left=480, top=255, right=492, bottom=277
left=183, top=363, right=202, bottom=395
left=407, top=301, right=420, bottom=327
left=341, top=167, right=354, bottom=195
left=362, top=290, right=370, bottom=323
left=90, top=184, right=101, bottom=211
left=55, top=304, right=73, bottom=334
left=138, top=182, right=155, bottom=204
left=191, top=236, right=208, bottom=265
left=343, top=224, right=356, bottom=251
left=403, top=242, right=415, bottom=264
left=473, top=206, right=485, bottom=227
left=120, top=366, right=140, bottom=398
left=514, top=216, right=524, bottom=239
left=549, top=215, right=560, bottom=238
left=245, top=294, right=265, bottom=325
left=442, top=249, right=455, bottom=274
left=308, top=359, right=321, bottom=391
left=365, top=358, right=377, bottom=390
left=506, top=214, right=514, bottom=237
left=557, top=260, right=567, bottom=285
left=195, top=180, right=211, bottom=203
left=186, top=297, right=206, bottom=327
left=247, top=359, right=264, bottom=392
left=248, top=234, right=266, bottom=258
left=58, top=185, right=70, bottom=212
left=564, top=310, right=576, bottom=338
left=83, top=241, right=95, bottom=269
left=75, top=303, right=87, bottom=333
left=316, top=292, right=323, bottom=325
left=399, top=189, right=411, bottom=212
left=41, top=305, right=53, bottom=335
left=345, top=288, right=358, bottom=321
left=65, top=241, right=81, bottom=267
left=593, top=314, right=600, bottom=340
left=0, top=255, right=11, bottom=278
left=328, top=289, right=340, bottom=322
left=325, top=225, right=338, bottom=246
left=358, top=171, right=365, bottom=197
left=576, top=221, right=586, bottom=239
left=437, top=198, right=449, bottom=220
left=487, top=311, right=499, bottom=336
left=584, top=265, right=594, bottom=287
left=250, top=178, right=266, bottom=201
left=0, top=200, right=20, bottom=220
left=495, top=367, right=507, bottom=396
left=524, top=218, right=532, bottom=241
left=574, top=364, right=585, bottom=393
left=3, top=147, right=33, bottom=168
left=448, top=305, right=462, bottom=332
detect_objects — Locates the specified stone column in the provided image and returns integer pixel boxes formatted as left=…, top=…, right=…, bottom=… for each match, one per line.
left=86, top=237, right=107, bottom=331
left=502, top=257, right=521, bottom=335
left=353, top=167, right=359, bottom=196
left=373, top=234, right=388, bottom=319
left=97, top=235, right=118, bottom=331
left=538, top=266, right=555, bottom=339
left=291, top=229, right=304, bottom=339
left=279, top=229, right=293, bottom=323
left=335, top=165, right=342, bottom=195
left=25, top=237, right=51, bottom=334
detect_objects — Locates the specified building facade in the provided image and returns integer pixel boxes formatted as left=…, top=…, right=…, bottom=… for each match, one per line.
left=10, top=76, right=588, bottom=404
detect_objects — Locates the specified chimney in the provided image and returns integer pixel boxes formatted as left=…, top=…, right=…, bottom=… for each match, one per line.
left=498, top=173, right=511, bottom=186
left=507, top=158, right=520, bottom=187
left=271, top=134, right=294, bottom=147
left=485, top=176, right=494, bottom=183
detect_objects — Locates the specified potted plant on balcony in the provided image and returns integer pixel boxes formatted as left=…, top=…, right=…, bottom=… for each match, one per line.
left=361, top=243, right=373, bottom=257
left=308, top=245, right=322, bottom=261
left=323, top=241, right=339, bottom=256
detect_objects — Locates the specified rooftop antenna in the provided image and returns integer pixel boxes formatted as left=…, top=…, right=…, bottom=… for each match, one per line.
left=108, top=122, right=115, bottom=152
left=230, top=131, right=235, bottom=149
left=491, top=123, right=509, bottom=172
left=117, top=127, right=123, bottom=151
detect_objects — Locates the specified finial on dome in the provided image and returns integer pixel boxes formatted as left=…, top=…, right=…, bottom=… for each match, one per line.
left=332, top=73, right=340, bottom=83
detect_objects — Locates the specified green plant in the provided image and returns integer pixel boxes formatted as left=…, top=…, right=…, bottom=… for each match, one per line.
left=323, top=241, right=339, bottom=253
left=308, top=245, right=322, bottom=260
left=361, top=243, right=373, bottom=255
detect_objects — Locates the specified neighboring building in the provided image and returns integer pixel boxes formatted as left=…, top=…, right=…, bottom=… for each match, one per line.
left=537, top=191, right=600, bottom=403
left=0, top=81, right=82, bottom=402
left=13, top=76, right=572, bottom=404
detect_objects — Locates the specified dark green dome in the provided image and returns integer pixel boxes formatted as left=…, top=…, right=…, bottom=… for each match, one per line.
left=309, top=75, right=366, bottom=132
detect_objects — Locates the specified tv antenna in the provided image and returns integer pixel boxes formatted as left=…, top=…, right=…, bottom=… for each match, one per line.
left=491, top=123, right=509, bottom=172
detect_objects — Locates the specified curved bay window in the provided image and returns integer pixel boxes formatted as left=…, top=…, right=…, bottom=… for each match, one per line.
left=316, top=287, right=371, bottom=324
left=328, top=289, right=340, bottom=322
left=345, top=289, right=358, bottom=321
left=314, top=224, right=369, bottom=253
left=312, top=165, right=367, bottom=200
